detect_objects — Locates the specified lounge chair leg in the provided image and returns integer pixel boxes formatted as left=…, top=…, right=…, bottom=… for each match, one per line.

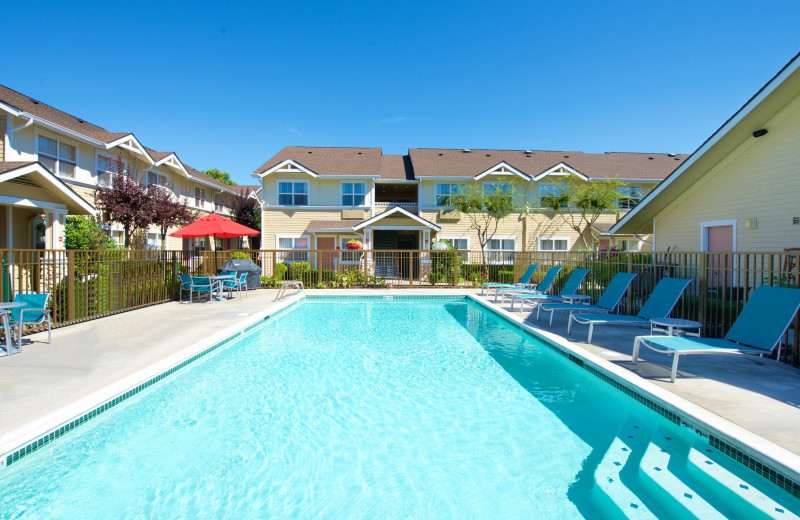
left=536, top=306, right=541, bottom=320
left=671, top=352, right=680, bottom=383
left=567, top=314, right=573, bottom=334
left=632, top=337, right=641, bottom=365
left=587, top=323, right=594, bottom=343
left=47, top=318, right=51, bottom=344
left=549, top=310, right=554, bottom=326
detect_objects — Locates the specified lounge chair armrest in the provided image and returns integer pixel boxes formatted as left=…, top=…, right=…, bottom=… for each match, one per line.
left=16, top=308, right=50, bottom=323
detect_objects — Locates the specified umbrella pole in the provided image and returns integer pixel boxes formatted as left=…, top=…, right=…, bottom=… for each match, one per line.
left=213, top=233, right=217, bottom=273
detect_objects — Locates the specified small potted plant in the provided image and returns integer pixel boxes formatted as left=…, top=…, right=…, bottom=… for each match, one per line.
left=346, top=239, right=363, bottom=250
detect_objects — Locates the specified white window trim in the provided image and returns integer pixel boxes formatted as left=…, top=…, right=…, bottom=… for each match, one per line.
left=482, top=180, right=514, bottom=193
left=700, top=219, right=737, bottom=252
left=95, top=151, right=121, bottom=187
left=194, top=187, right=207, bottom=208
left=340, top=181, right=368, bottom=207
left=339, top=236, right=363, bottom=264
left=276, top=234, right=311, bottom=263
left=486, top=235, right=517, bottom=265
left=437, top=235, right=470, bottom=250
left=434, top=183, right=464, bottom=207
left=538, top=236, right=571, bottom=252
left=276, top=179, right=310, bottom=207
left=35, top=129, right=79, bottom=179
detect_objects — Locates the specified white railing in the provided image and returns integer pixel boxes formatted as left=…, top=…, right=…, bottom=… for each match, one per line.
left=374, top=202, right=418, bottom=208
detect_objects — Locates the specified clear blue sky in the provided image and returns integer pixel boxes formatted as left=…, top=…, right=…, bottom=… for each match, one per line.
left=2, top=1, right=799, bottom=185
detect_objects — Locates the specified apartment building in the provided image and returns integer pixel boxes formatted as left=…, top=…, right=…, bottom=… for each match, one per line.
left=0, top=84, right=239, bottom=250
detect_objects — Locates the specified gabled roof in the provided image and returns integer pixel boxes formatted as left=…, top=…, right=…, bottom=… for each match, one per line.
left=409, top=148, right=686, bottom=181
left=353, top=206, right=441, bottom=232
left=611, top=51, right=800, bottom=235
left=0, top=161, right=96, bottom=215
left=254, top=147, right=387, bottom=178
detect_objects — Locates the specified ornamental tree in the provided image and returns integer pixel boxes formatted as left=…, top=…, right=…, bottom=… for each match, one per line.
left=148, top=184, right=196, bottom=250
left=204, top=168, right=236, bottom=186
left=538, top=175, right=622, bottom=249
left=448, top=181, right=521, bottom=275
left=94, top=155, right=152, bottom=248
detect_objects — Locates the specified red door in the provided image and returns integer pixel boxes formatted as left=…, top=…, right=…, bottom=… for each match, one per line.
left=317, top=237, right=336, bottom=270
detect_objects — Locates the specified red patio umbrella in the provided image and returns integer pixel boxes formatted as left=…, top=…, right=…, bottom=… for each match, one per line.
left=170, top=213, right=259, bottom=272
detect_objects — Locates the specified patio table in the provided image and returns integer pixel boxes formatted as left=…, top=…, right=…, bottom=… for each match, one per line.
left=208, top=275, right=236, bottom=300
left=0, top=302, right=27, bottom=356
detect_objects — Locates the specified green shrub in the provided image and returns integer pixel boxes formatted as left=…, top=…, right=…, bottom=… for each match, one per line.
left=231, top=252, right=250, bottom=260
left=274, top=263, right=288, bottom=280
left=289, top=262, right=310, bottom=280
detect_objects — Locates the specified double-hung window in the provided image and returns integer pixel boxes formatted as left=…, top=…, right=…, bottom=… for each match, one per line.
left=538, top=237, right=569, bottom=252
left=482, top=181, right=513, bottom=196
left=617, top=186, right=643, bottom=209
left=437, top=236, right=469, bottom=262
left=435, top=184, right=464, bottom=207
left=341, top=182, right=366, bottom=206
left=486, top=238, right=515, bottom=264
left=278, top=235, right=310, bottom=263
left=278, top=181, right=309, bottom=206
left=146, top=231, right=162, bottom=251
left=195, top=188, right=206, bottom=207
left=38, top=136, right=76, bottom=178
left=214, top=194, right=225, bottom=212
left=340, top=237, right=361, bottom=263
left=538, top=183, right=567, bottom=207
left=147, top=171, right=167, bottom=188
left=96, top=155, right=116, bottom=187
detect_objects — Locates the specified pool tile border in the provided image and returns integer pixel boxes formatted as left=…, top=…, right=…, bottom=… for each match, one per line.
left=469, top=294, right=800, bottom=499
left=2, top=316, right=269, bottom=468
left=3, top=292, right=800, bottom=501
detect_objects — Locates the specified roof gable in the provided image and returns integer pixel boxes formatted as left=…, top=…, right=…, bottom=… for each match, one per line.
left=258, top=158, right=319, bottom=178
left=532, top=162, right=588, bottom=181
left=353, top=206, right=441, bottom=232
left=474, top=161, right=531, bottom=181
left=0, top=161, right=96, bottom=215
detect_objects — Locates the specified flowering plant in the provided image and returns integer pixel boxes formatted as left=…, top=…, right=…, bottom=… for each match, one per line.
left=346, top=239, right=363, bottom=250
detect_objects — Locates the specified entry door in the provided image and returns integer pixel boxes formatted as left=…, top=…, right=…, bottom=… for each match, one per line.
left=317, top=237, right=336, bottom=271
left=705, top=225, right=733, bottom=288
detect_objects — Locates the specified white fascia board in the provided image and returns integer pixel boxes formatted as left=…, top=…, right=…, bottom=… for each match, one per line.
left=354, top=206, right=441, bottom=232
left=414, top=176, right=472, bottom=181
left=20, top=113, right=106, bottom=147
left=532, top=163, right=588, bottom=181
left=308, top=227, right=356, bottom=233
left=474, top=161, right=531, bottom=181
left=374, top=179, right=418, bottom=184
left=610, top=54, right=800, bottom=235
left=105, top=135, right=154, bottom=165
left=155, top=154, right=190, bottom=177
left=186, top=174, right=238, bottom=194
left=0, top=162, right=96, bottom=215
left=0, top=101, right=21, bottom=117
left=258, top=159, right=319, bottom=178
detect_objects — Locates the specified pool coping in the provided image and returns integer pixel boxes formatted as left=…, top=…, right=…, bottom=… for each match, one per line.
left=1, top=291, right=799, bottom=499
left=469, top=293, right=800, bottom=497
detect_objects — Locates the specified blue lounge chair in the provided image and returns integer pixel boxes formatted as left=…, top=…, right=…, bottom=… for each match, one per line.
left=632, top=285, right=800, bottom=382
left=481, top=264, right=538, bottom=296
left=537, top=272, right=637, bottom=326
left=508, top=268, right=590, bottom=311
left=498, top=265, right=563, bottom=303
left=8, top=293, right=52, bottom=350
left=569, top=278, right=692, bottom=342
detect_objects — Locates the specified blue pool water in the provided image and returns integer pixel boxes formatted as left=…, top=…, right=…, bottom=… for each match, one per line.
left=0, top=298, right=798, bottom=519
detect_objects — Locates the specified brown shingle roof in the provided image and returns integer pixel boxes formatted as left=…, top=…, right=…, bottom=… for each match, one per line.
left=254, top=147, right=386, bottom=177
left=181, top=164, right=239, bottom=192
left=306, top=220, right=362, bottom=230
left=143, top=147, right=174, bottom=162
left=0, top=84, right=131, bottom=144
left=0, top=161, right=37, bottom=174
left=409, top=148, right=687, bottom=180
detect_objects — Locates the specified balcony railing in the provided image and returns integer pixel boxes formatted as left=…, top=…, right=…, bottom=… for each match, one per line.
left=374, top=202, right=418, bottom=208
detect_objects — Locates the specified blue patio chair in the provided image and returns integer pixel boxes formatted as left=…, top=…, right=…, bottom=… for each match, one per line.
left=507, top=268, right=590, bottom=311
left=8, top=293, right=51, bottom=350
left=481, top=264, right=538, bottom=296
left=178, top=274, right=193, bottom=303
left=569, top=278, right=692, bottom=342
left=537, top=272, right=638, bottom=326
left=188, top=276, right=217, bottom=303
left=632, top=285, right=800, bottom=382
left=222, top=272, right=248, bottom=299
left=498, top=265, right=563, bottom=302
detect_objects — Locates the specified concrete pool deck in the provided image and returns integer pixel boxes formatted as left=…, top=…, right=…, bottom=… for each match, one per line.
left=1, top=288, right=799, bottom=466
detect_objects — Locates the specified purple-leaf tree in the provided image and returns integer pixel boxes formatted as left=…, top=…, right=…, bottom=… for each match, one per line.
left=94, top=155, right=153, bottom=248
left=149, top=184, right=196, bottom=250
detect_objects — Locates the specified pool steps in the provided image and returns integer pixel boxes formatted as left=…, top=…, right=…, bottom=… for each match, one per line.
left=594, top=418, right=798, bottom=519
left=687, top=442, right=800, bottom=520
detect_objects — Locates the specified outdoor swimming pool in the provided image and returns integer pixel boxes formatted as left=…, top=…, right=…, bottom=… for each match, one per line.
left=0, top=296, right=797, bottom=518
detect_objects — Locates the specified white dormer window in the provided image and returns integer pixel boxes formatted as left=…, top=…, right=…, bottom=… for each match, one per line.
left=538, top=183, right=567, bottom=207
left=482, top=181, right=513, bottom=195
left=38, top=136, right=76, bottom=178
left=278, top=181, right=309, bottom=206
left=341, top=182, right=366, bottom=206
left=96, top=154, right=119, bottom=187
left=214, top=193, right=225, bottom=212
left=147, top=171, right=167, bottom=188
left=195, top=187, right=206, bottom=207
left=435, top=184, right=464, bottom=207
left=617, top=186, right=643, bottom=209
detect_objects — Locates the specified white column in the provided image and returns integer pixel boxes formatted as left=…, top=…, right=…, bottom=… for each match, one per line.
left=53, top=212, right=66, bottom=250
left=5, top=206, right=12, bottom=249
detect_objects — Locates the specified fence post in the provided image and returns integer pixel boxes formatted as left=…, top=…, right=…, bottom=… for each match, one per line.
left=67, top=250, right=76, bottom=322
left=698, top=254, right=708, bottom=331
left=272, top=250, right=277, bottom=280
left=408, top=251, right=413, bottom=288
left=626, top=252, right=633, bottom=314
left=453, top=251, right=459, bottom=288
left=171, top=251, right=177, bottom=299
left=318, top=250, right=323, bottom=287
